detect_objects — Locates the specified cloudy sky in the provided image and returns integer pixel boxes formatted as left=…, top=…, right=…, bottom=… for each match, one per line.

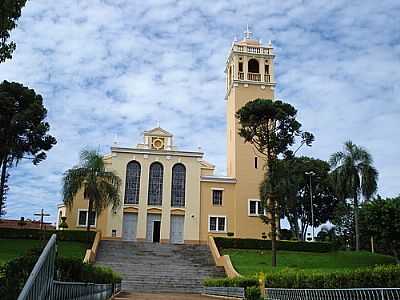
left=1, top=0, right=399, bottom=223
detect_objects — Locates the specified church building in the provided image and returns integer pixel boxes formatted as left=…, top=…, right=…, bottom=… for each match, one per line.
left=57, top=30, right=276, bottom=244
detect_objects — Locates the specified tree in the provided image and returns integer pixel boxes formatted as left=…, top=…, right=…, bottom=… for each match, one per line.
left=277, top=157, right=338, bottom=241
left=359, top=195, right=400, bottom=263
left=332, top=201, right=355, bottom=249
left=316, top=225, right=337, bottom=242
left=0, top=0, right=27, bottom=63
left=62, top=150, right=121, bottom=235
left=0, top=80, right=57, bottom=217
left=236, top=99, right=313, bottom=267
left=329, top=141, right=378, bottom=251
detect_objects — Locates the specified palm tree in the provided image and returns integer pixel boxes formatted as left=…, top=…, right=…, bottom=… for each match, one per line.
left=329, top=141, right=378, bottom=251
left=62, top=150, right=121, bottom=234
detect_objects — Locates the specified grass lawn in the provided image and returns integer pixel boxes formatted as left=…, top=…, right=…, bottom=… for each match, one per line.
left=0, top=239, right=88, bottom=265
left=223, top=249, right=397, bottom=276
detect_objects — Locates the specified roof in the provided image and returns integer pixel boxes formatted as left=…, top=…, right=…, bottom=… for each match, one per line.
left=111, top=146, right=204, bottom=158
left=143, top=127, right=173, bottom=137
left=200, top=176, right=236, bottom=183
left=0, top=219, right=55, bottom=230
left=200, top=160, right=215, bottom=169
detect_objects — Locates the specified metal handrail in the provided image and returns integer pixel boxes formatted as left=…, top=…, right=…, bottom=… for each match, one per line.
left=17, top=234, right=121, bottom=300
left=265, top=287, right=400, bottom=300
left=49, top=281, right=114, bottom=299
left=18, top=234, right=57, bottom=300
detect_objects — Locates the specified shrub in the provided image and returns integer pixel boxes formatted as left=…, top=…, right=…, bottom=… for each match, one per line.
left=279, top=229, right=294, bottom=241
left=0, top=248, right=40, bottom=300
left=264, top=265, right=400, bottom=288
left=56, top=257, right=121, bottom=284
left=204, top=276, right=258, bottom=288
left=0, top=245, right=121, bottom=300
left=205, top=265, right=400, bottom=289
left=204, top=277, right=262, bottom=300
left=215, top=237, right=335, bottom=253
left=245, top=286, right=262, bottom=300
left=0, top=228, right=96, bottom=243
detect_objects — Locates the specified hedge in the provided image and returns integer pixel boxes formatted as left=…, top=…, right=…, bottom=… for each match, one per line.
left=204, top=265, right=400, bottom=289
left=204, top=276, right=258, bottom=288
left=264, top=265, right=400, bottom=288
left=204, top=277, right=261, bottom=299
left=0, top=248, right=121, bottom=300
left=0, top=228, right=96, bottom=243
left=215, top=237, right=335, bottom=253
left=56, top=257, right=121, bottom=284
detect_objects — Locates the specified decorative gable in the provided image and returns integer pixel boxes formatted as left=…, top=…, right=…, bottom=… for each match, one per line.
left=144, top=127, right=173, bottom=137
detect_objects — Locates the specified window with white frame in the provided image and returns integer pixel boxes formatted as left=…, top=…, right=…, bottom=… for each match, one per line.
left=248, top=199, right=264, bottom=216
left=212, top=189, right=223, bottom=206
left=208, top=216, right=226, bottom=232
left=77, top=210, right=96, bottom=227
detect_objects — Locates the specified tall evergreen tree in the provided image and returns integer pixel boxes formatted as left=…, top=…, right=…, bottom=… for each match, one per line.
left=0, top=80, right=56, bottom=217
left=0, top=0, right=27, bottom=63
left=329, top=141, right=378, bottom=251
left=236, top=98, right=313, bottom=267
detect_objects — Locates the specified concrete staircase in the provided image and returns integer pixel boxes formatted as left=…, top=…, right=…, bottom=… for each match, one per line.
left=95, top=241, right=225, bottom=293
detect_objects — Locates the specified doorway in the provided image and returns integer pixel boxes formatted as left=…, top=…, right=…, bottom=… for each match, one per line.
left=170, top=215, right=184, bottom=244
left=153, top=220, right=161, bottom=243
left=122, top=212, right=138, bottom=241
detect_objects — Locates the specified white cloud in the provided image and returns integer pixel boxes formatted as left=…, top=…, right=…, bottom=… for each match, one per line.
left=0, top=0, right=399, bottom=223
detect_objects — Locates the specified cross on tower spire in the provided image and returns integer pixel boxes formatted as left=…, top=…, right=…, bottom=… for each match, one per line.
left=244, top=24, right=252, bottom=40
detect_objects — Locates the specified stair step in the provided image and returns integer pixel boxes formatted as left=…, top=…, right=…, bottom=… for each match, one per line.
left=95, top=240, right=225, bottom=293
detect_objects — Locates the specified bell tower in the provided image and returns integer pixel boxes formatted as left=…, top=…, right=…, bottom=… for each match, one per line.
left=226, top=27, right=276, bottom=237
left=226, top=27, right=276, bottom=179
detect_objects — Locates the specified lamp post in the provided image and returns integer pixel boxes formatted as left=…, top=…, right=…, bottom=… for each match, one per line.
left=305, top=171, right=315, bottom=241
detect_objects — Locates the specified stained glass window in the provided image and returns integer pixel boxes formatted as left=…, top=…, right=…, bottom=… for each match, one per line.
left=171, top=164, right=186, bottom=207
left=124, top=161, right=141, bottom=204
left=148, top=162, right=163, bottom=205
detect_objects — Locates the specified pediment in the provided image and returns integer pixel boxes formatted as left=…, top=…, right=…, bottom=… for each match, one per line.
left=144, top=127, right=173, bottom=137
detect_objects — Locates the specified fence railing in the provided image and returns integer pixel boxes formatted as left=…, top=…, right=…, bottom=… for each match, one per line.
left=204, top=286, right=245, bottom=298
left=49, top=281, right=120, bottom=300
left=265, top=288, right=400, bottom=300
left=17, top=234, right=120, bottom=300
left=17, top=234, right=57, bottom=300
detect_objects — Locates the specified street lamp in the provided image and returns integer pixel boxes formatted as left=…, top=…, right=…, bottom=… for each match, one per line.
left=305, top=171, right=316, bottom=242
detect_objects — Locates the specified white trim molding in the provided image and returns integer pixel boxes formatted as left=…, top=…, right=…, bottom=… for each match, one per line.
left=208, top=215, right=227, bottom=233
left=248, top=199, right=265, bottom=217
left=211, top=189, right=223, bottom=206
left=76, top=209, right=97, bottom=228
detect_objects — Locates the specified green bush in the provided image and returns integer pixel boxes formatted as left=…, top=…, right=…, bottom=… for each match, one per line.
left=215, top=237, right=335, bottom=253
left=0, top=228, right=96, bottom=243
left=0, top=245, right=120, bottom=300
left=245, top=286, right=262, bottom=300
left=204, top=276, right=258, bottom=288
left=0, top=248, right=40, bottom=300
left=205, top=265, right=400, bottom=289
left=279, top=229, right=295, bottom=241
left=56, top=257, right=121, bottom=284
left=264, top=265, right=400, bottom=288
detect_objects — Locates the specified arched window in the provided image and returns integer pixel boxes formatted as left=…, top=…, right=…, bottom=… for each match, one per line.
left=171, top=164, right=186, bottom=207
left=248, top=59, right=259, bottom=73
left=124, top=161, right=141, bottom=204
left=148, top=162, right=163, bottom=205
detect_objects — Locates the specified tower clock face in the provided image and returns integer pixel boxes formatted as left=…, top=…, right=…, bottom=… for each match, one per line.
left=152, top=137, right=164, bottom=150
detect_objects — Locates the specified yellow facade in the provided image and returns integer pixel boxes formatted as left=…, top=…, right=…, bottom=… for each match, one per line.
left=57, top=31, right=276, bottom=243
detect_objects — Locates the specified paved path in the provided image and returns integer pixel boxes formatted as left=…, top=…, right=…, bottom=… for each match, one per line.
left=114, top=292, right=214, bottom=300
